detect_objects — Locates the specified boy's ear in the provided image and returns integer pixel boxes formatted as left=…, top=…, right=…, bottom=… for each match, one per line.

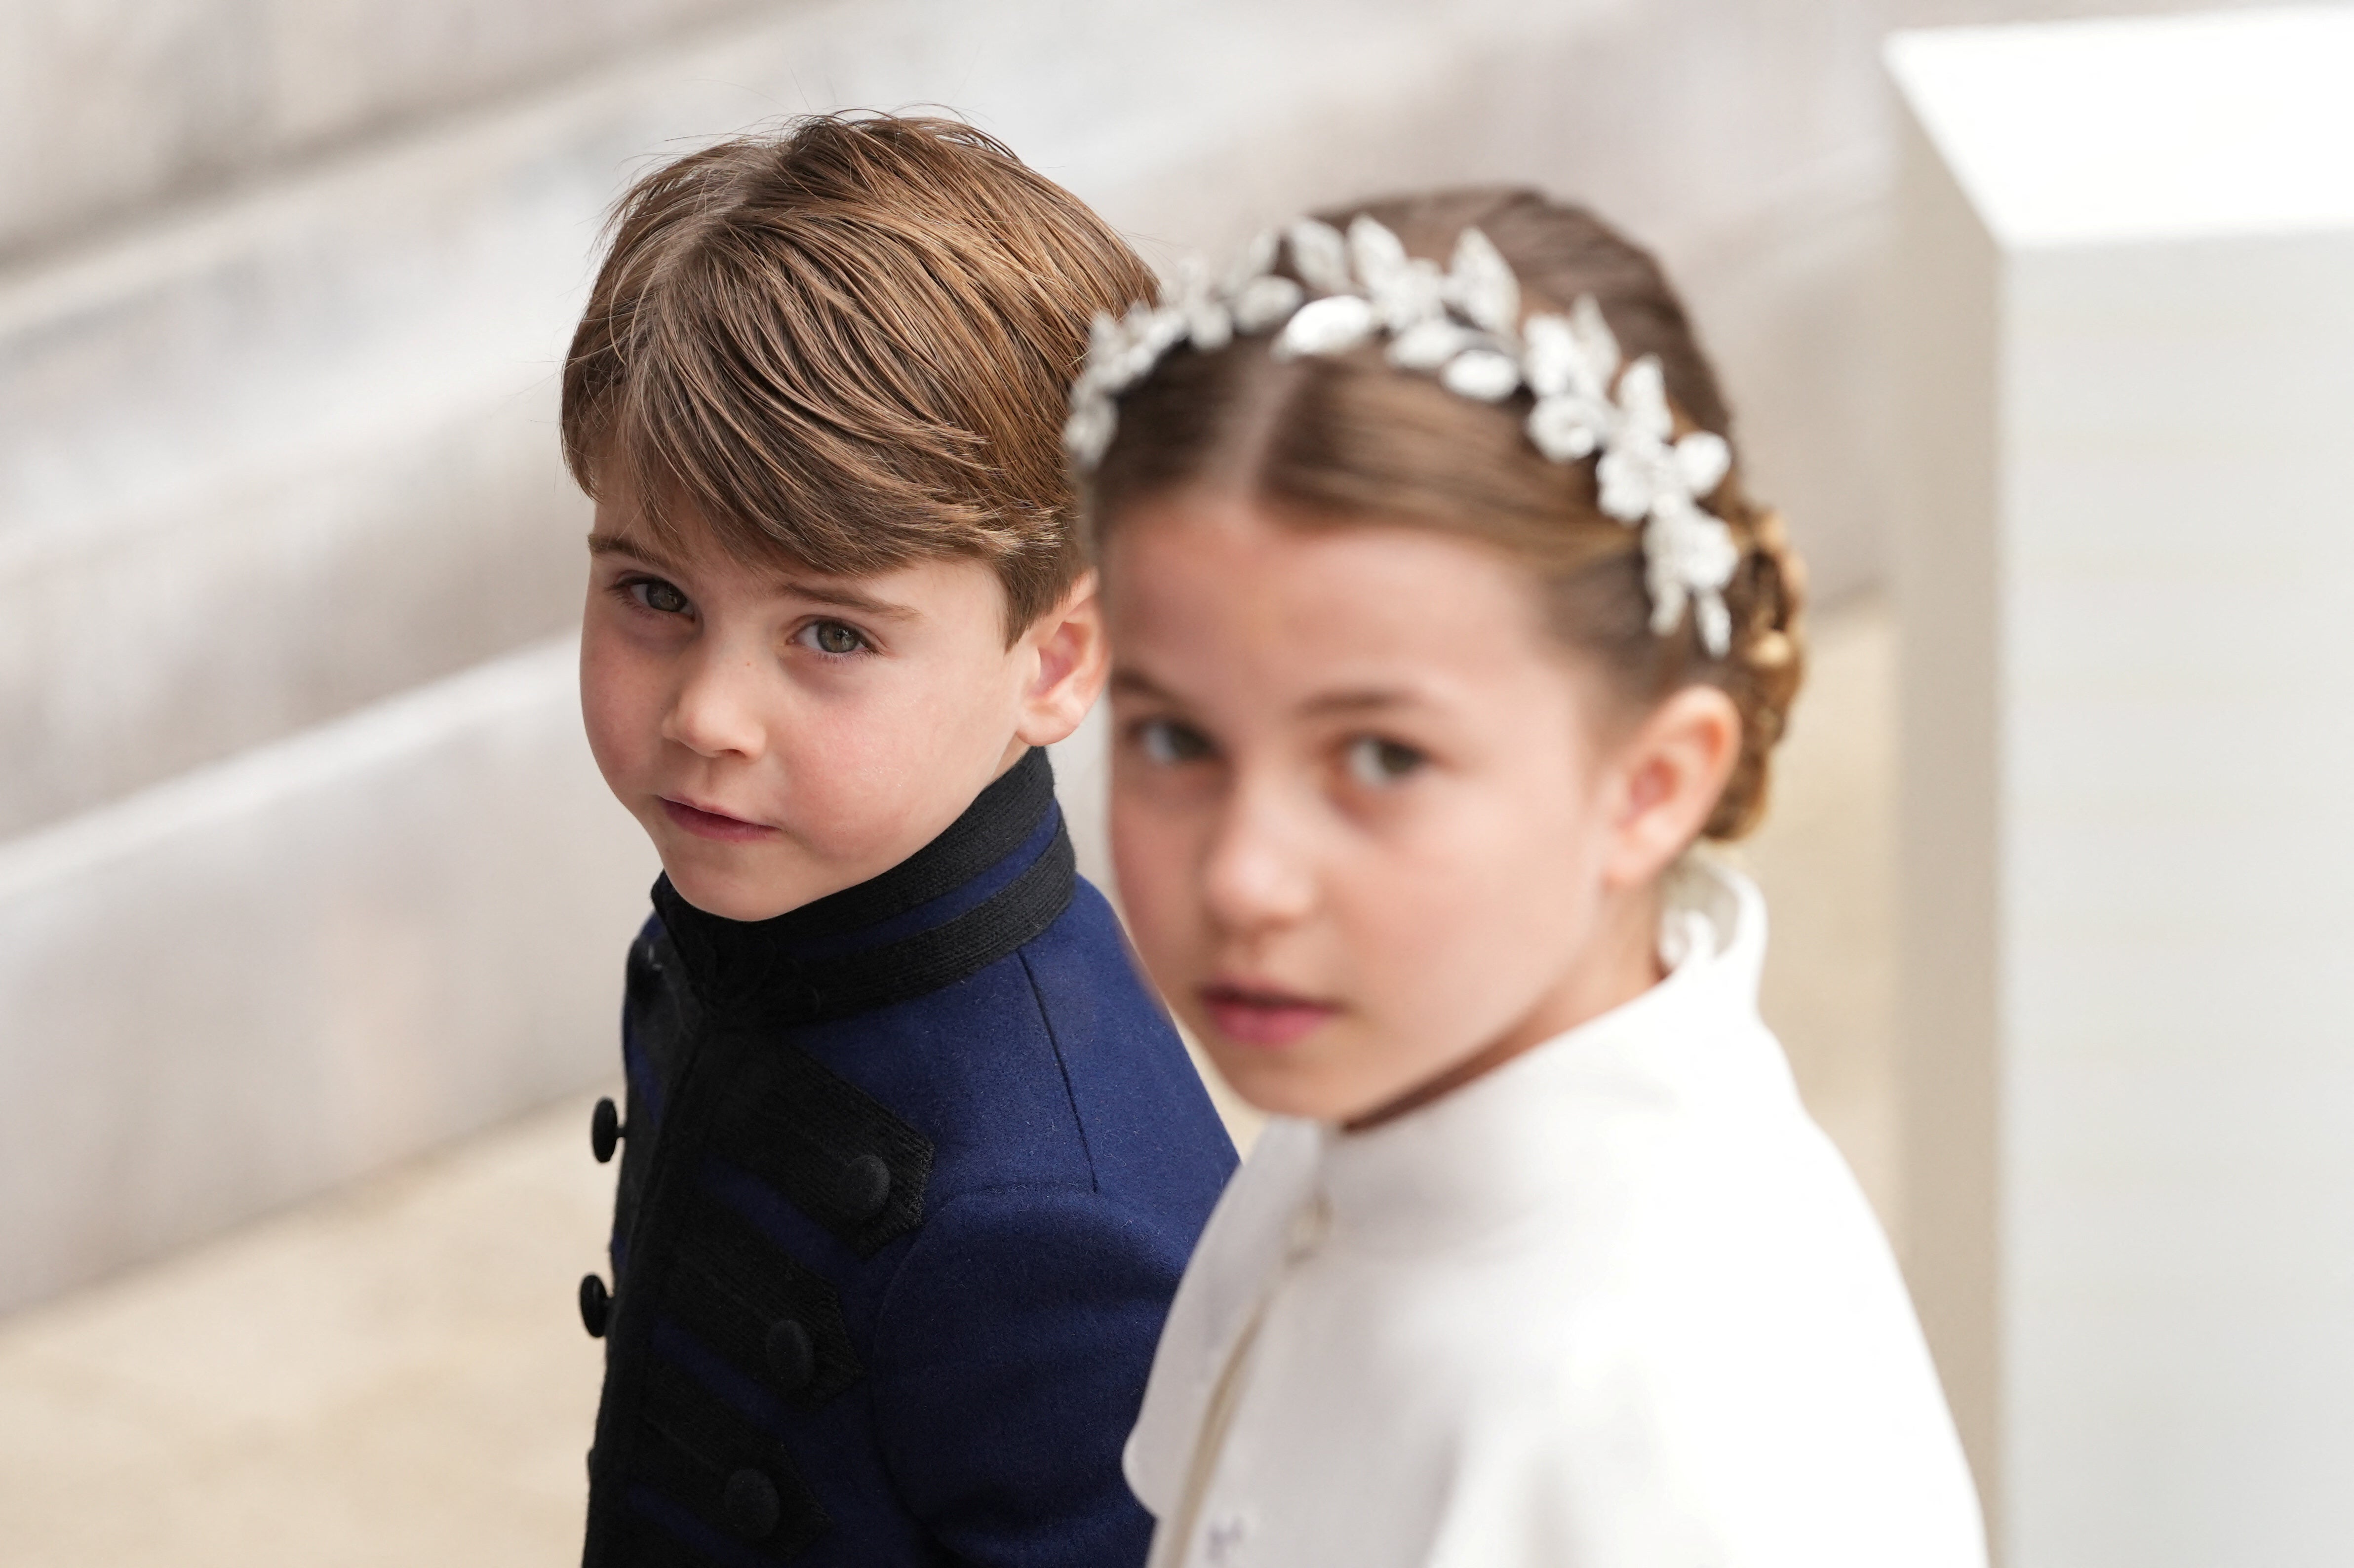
left=1013, top=570, right=1109, bottom=748
left=1599, top=684, right=1742, bottom=890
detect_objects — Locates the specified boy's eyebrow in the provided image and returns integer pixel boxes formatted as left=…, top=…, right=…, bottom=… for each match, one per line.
left=587, top=532, right=917, bottom=621
left=765, top=577, right=920, bottom=621
left=586, top=532, right=681, bottom=573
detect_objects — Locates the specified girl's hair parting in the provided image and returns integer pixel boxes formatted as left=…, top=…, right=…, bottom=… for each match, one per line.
left=1083, top=187, right=1806, bottom=838
left=563, top=113, right=1158, bottom=636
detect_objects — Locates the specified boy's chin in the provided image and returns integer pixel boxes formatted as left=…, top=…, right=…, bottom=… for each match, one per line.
left=657, top=849, right=835, bottom=924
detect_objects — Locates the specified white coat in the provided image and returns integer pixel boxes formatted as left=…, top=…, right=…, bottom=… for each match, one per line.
left=1125, top=859, right=1987, bottom=1568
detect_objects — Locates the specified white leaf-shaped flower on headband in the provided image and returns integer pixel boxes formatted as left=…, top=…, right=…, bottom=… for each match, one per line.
left=1524, top=333, right=1607, bottom=460
left=1287, top=219, right=1354, bottom=296
left=1523, top=298, right=1616, bottom=400
left=1644, top=498, right=1742, bottom=656
left=1063, top=393, right=1117, bottom=469
left=1223, top=231, right=1304, bottom=332
left=1346, top=216, right=1407, bottom=288
left=1523, top=296, right=1623, bottom=463
left=1232, top=276, right=1305, bottom=333
left=1389, top=318, right=1483, bottom=371
left=1444, top=229, right=1520, bottom=339
left=1274, top=294, right=1380, bottom=359
left=1596, top=358, right=1732, bottom=525
left=1349, top=216, right=1447, bottom=334
left=1224, top=229, right=1280, bottom=294
left=1441, top=350, right=1521, bottom=402
left=1593, top=357, right=1740, bottom=654
left=1569, top=294, right=1622, bottom=386
left=1062, top=313, right=1134, bottom=467
left=1062, top=295, right=1190, bottom=466
left=1168, top=256, right=1234, bottom=353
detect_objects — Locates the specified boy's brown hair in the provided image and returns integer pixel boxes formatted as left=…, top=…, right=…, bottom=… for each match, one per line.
left=562, top=113, right=1156, bottom=636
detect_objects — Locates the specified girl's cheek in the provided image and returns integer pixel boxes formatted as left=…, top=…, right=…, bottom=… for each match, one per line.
left=1108, top=796, right=1202, bottom=974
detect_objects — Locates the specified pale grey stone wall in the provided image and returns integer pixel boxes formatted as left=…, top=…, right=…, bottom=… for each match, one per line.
left=0, top=0, right=773, bottom=260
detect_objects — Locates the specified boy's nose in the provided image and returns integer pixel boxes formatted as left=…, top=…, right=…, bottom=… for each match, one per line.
left=662, top=650, right=768, bottom=760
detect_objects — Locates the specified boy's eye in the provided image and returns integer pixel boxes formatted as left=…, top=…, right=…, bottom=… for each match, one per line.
left=630, top=578, right=690, bottom=615
left=1137, top=717, right=1215, bottom=767
left=799, top=621, right=870, bottom=657
left=1344, top=736, right=1425, bottom=787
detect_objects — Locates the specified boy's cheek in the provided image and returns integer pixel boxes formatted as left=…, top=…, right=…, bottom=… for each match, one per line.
left=578, top=632, right=664, bottom=798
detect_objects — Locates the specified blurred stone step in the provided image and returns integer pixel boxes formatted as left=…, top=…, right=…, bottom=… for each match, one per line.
left=0, top=389, right=586, bottom=840
left=0, top=61, right=642, bottom=834
left=0, top=635, right=656, bottom=1313
left=0, top=0, right=776, bottom=263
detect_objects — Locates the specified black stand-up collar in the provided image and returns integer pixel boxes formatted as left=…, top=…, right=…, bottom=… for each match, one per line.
left=649, top=748, right=1074, bottom=1026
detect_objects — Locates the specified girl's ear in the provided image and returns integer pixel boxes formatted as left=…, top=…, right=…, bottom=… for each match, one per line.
left=1014, top=570, right=1110, bottom=747
left=1599, top=684, right=1742, bottom=890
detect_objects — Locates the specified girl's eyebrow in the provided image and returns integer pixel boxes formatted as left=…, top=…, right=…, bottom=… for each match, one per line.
left=1113, top=670, right=1427, bottom=716
left=1299, top=687, right=1415, bottom=717
left=1110, top=667, right=1179, bottom=701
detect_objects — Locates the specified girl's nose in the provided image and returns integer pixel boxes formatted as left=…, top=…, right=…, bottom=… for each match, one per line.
left=1199, top=778, right=1318, bottom=935
left=661, top=645, right=768, bottom=760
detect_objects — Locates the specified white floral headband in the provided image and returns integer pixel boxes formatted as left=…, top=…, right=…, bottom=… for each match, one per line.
left=1065, top=215, right=1742, bottom=656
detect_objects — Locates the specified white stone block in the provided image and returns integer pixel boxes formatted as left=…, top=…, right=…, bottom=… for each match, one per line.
left=0, top=638, right=657, bottom=1312
left=1887, top=10, right=2354, bottom=1563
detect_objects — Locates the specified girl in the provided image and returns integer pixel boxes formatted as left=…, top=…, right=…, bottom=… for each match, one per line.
left=1071, top=189, right=1987, bottom=1568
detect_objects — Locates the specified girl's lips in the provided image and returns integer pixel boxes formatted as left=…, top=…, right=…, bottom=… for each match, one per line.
left=1200, top=983, right=1339, bottom=1048
left=660, top=797, right=777, bottom=843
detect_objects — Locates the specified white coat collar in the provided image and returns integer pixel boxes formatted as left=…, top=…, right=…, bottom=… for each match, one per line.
left=1126, top=855, right=1779, bottom=1516
left=1317, top=854, right=1778, bottom=1253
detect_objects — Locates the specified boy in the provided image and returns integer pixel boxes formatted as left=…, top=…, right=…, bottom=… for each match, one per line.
left=559, top=116, right=1236, bottom=1568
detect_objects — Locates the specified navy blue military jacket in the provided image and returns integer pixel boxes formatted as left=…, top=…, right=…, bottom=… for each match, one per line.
left=581, top=749, right=1237, bottom=1568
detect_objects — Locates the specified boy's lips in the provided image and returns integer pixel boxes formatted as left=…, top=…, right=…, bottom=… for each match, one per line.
left=659, top=796, right=776, bottom=843
left=1199, top=980, right=1339, bottom=1048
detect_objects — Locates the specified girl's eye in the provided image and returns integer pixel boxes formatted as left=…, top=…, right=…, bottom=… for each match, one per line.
left=629, top=578, right=690, bottom=615
left=800, top=621, right=869, bottom=657
left=1137, top=717, right=1215, bottom=767
left=1344, top=736, right=1425, bottom=787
